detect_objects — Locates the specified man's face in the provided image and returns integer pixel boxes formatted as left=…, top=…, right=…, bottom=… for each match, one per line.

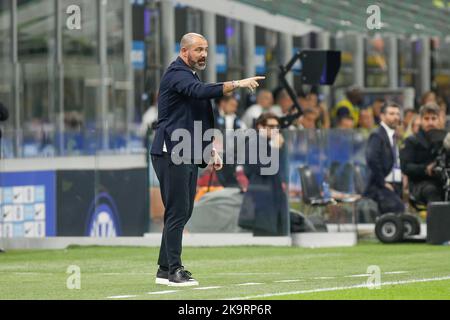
left=258, top=118, right=280, bottom=139
left=300, top=113, right=317, bottom=129
left=380, top=106, right=401, bottom=129
left=359, top=110, right=374, bottom=129
left=338, top=118, right=355, bottom=129
left=297, top=96, right=311, bottom=109
left=421, top=112, right=440, bottom=132
left=182, top=37, right=208, bottom=71
left=280, top=96, right=294, bottom=114
left=223, top=98, right=238, bottom=115
left=307, top=93, right=318, bottom=107
left=257, top=92, right=274, bottom=109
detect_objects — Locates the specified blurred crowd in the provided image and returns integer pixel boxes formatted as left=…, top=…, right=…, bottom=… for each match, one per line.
left=141, top=86, right=449, bottom=140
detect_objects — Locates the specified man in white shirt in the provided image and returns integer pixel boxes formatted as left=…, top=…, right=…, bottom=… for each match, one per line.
left=242, top=89, right=274, bottom=129
left=270, top=88, right=293, bottom=119
left=215, top=95, right=247, bottom=131
left=364, top=102, right=405, bottom=214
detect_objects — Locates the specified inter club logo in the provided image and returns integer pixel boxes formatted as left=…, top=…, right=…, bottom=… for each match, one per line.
left=86, top=193, right=121, bottom=237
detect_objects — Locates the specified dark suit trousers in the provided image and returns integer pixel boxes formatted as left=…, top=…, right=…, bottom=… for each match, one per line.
left=151, top=153, right=198, bottom=273
left=374, top=183, right=405, bottom=214
left=411, top=180, right=443, bottom=204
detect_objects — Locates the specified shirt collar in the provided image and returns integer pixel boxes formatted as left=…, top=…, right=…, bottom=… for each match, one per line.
left=380, top=121, right=395, bottom=138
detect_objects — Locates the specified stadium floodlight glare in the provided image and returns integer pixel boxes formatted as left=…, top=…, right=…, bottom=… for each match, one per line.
left=278, top=50, right=341, bottom=128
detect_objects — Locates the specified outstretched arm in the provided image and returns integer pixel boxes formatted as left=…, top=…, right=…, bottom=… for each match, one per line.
left=222, top=76, right=266, bottom=96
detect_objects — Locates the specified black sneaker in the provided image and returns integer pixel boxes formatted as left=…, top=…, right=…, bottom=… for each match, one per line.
left=168, top=267, right=199, bottom=287
left=155, top=268, right=169, bottom=285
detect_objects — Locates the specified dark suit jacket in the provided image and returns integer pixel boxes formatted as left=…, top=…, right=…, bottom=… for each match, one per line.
left=400, top=129, right=439, bottom=185
left=364, top=125, right=395, bottom=198
left=150, top=57, right=224, bottom=167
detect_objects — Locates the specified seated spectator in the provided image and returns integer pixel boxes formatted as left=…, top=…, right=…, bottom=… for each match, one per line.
left=421, top=91, right=437, bottom=106
left=358, top=108, right=376, bottom=137
left=241, top=89, right=273, bottom=129
left=213, top=95, right=246, bottom=188
left=297, top=91, right=311, bottom=110
left=295, top=108, right=319, bottom=130
left=307, top=91, right=331, bottom=129
left=371, top=98, right=385, bottom=124
left=335, top=108, right=355, bottom=130
left=238, top=113, right=288, bottom=236
left=364, top=102, right=405, bottom=215
left=214, top=95, right=246, bottom=131
left=272, top=88, right=294, bottom=118
left=403, top=108, right=417, bottom=131
left=332, top=86, right=363, bottom=127
left=403, top=114, right=421, bottom=139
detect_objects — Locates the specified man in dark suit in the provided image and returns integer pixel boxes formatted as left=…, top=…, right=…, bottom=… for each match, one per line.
left=150, top=33, right=264, bottom=286
left=400, top=104, right=444, bottom=205
left=364, top=102, right=405, bottom=215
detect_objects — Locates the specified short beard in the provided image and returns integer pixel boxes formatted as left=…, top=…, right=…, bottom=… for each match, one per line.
left=387, top=122, right=397, bottom=129
left=194, top=63, right=207, bottom=71
left=188, top=54, right=206, bottom=71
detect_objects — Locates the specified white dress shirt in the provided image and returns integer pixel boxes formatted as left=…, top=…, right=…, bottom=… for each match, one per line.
left=380, top=121, right=402, bottom=183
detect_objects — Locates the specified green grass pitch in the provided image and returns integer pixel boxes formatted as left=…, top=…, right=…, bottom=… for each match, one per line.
left=1, top=241, right=450, bottom=300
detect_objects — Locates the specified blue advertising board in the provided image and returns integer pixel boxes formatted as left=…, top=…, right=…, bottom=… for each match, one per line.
left=0, top=171, right=56, bottom=238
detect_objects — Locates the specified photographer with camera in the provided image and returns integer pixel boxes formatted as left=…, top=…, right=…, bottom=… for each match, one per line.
left=400, top=104, right=445, bottom=205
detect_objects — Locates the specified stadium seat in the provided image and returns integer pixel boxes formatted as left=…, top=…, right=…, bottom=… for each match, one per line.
left=298, top=165, right=335, bottom=219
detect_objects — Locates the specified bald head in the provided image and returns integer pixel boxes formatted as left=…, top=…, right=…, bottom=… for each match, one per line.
left=179, top=33, right=208, bottom=71
left=180, top=33, right=206, bottom=49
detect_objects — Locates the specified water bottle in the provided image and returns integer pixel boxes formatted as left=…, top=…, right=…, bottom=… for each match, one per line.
left=322, top=181, right=331, bottom=200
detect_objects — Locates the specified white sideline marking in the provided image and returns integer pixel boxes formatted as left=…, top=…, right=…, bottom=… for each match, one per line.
left=384, top=271, right=408, bottom=274
left=236, top=282, right=264, bottom=286
left=193, top=286, right=222, bottom=290
left=224, top=275, right=450, bottom=300
left=107, top=295, right=138, bottom=299
left=101, top=272, right=152, bottom=275
left=218, top=273, right=281, bottom=276
left=345, top=274, right=370, bottom=278
left=147, top=290, right=179, bottom=295
left=274, top=280, right=302, bottom=283
left=13, top=272, right=39, bottom=275
left=313, top=277, right=335, bottom=280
